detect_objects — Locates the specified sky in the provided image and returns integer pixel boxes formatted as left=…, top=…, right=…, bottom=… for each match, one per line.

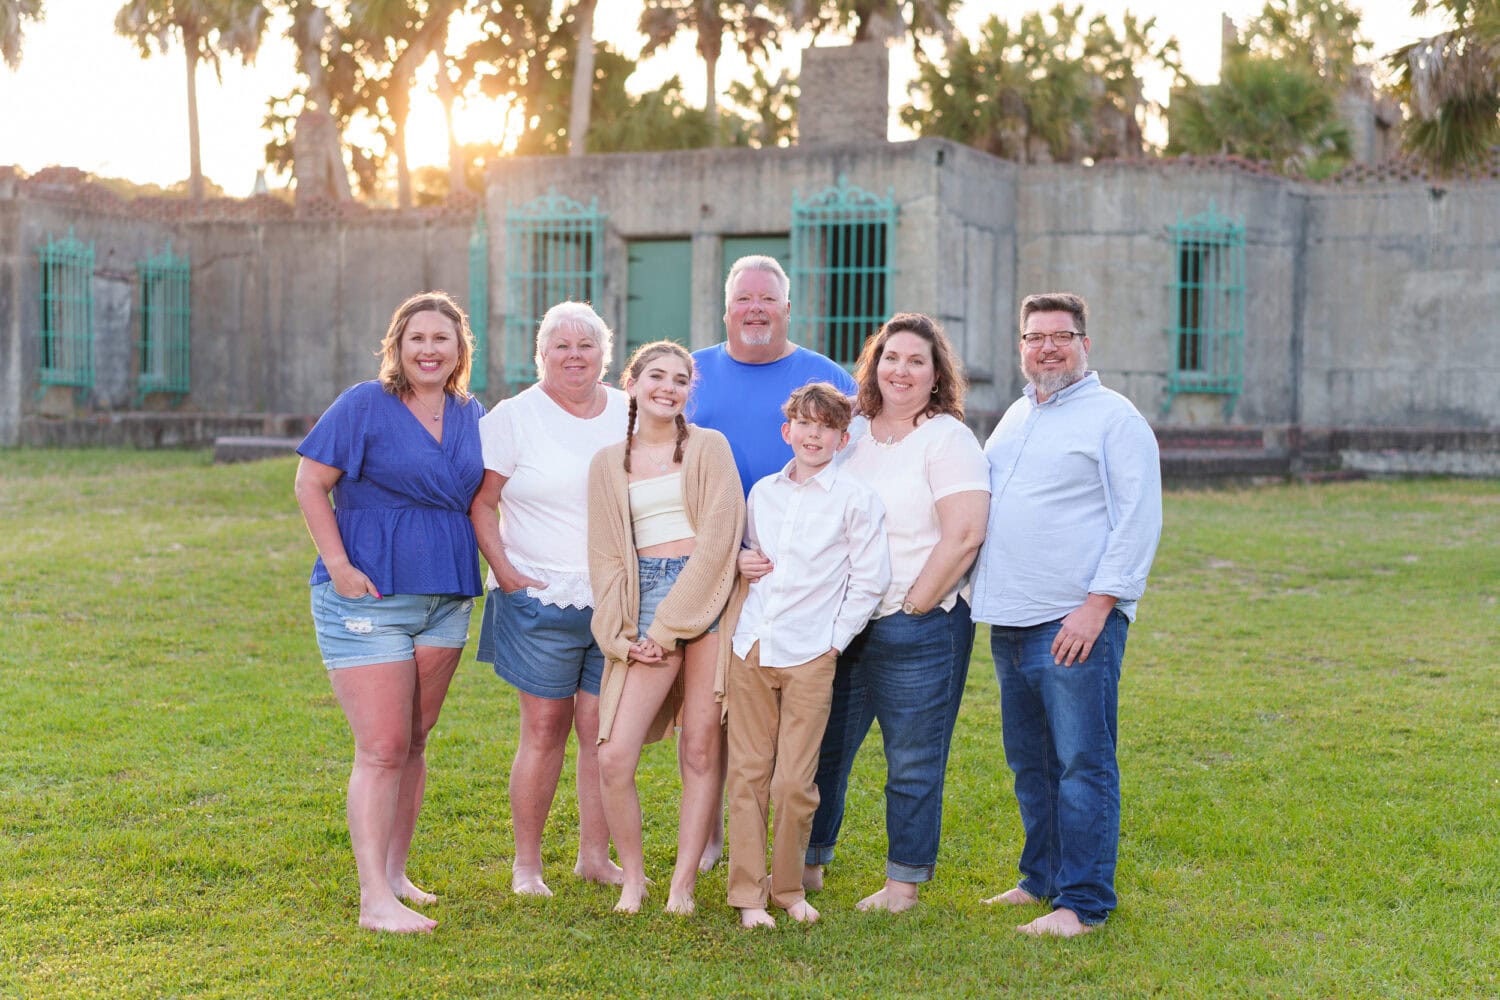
left=0, top=1, right=1449, bottom=198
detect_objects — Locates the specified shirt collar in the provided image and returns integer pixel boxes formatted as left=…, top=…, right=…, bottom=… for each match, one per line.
left=1024, top=370, right=1100, bottom=407
left=775, top=457, right=840, bottom=491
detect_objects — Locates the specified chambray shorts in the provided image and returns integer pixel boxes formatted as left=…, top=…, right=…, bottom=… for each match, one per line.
left=477, top=588, right=604, bottom=700
left=637, top=556, right=719, bottom=637
left=310, top=582, right=474, bottom=670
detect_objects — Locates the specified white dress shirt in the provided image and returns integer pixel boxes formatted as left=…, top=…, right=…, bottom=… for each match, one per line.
left=732, top=460, right=891, bottom=668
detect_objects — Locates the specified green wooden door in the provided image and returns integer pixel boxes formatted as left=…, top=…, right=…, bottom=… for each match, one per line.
left=626, top=239, right=693, bottom=356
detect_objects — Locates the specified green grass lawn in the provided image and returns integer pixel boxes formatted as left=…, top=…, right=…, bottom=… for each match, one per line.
left=1, top=450, right=1496, bottom=999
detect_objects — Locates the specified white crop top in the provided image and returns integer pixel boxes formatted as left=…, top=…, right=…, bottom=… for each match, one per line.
left=628, top=473, right=694, bottom=548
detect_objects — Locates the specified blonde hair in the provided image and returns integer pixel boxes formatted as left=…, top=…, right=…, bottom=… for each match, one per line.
left=377, top=291, right=474, bottom=398
left=535, top=301, right=614, bottom=380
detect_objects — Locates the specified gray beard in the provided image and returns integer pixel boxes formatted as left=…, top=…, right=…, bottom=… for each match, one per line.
left=1031, top=368, right=1084, bottom=397
left=738, top=329, right=774, bottom=346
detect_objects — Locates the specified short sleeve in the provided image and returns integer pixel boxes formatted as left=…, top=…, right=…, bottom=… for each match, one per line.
left=297, top=382, right=372, bottom=481
left=925, top=417, right=990, bottom=502
left=479, top=397, right=520, bottom=476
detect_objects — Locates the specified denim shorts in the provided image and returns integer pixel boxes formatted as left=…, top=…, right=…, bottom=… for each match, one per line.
left=477, top=588, right=604, bottom=699
left=637, top=556, right=719, bottom=636
left=310, top=582, right=474, bottom=670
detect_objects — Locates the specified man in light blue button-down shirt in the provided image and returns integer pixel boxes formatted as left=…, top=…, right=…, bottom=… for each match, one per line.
left=970, top=292, right=1162, bottom=938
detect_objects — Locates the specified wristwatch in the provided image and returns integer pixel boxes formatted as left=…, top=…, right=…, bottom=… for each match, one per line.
left=902, top=599, right=918, bottom=615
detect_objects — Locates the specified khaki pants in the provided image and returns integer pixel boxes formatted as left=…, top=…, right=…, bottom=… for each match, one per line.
left=725, top=641, right=837, bottom=910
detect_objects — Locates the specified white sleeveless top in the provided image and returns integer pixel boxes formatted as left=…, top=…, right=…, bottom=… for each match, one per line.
left=628, top=473, right=694, bottom=548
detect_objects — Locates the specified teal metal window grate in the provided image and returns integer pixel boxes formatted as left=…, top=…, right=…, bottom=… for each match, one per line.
left=1165, top=203, right=1245, bottom=415
left=790, top=175, right=897, bottom=369
left=503, top=189, right=605, bottom=387
left=38, top=228, right=95, bottom=394
left=468, top=211, right=490, bottom=395
left=137, top=242, right=191, bottom=402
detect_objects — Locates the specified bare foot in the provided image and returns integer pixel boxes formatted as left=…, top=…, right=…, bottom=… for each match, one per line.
left=802, top=864, right=824, bottom=891
left=359, top=897, right=437, bottom=934
left=785, top=899, right=820, bottom=924
left=511, top=865, right=554, bottom=897
left=739, top=907, right=776, bottom=929
left=390, top=875, right=437, bottom=906
left=855, top=880, right=919, bottom=914
left=575, top=857, right=626, bottom=886
left=982, top=886, right=1040, bottom=907
left=1017, top=908, right=1095, bottom=938
left=614, top=881, right=648, bottom=914
left=665, top=891, right=696, bottom=915
left=697, top=840, right=724, bottom=873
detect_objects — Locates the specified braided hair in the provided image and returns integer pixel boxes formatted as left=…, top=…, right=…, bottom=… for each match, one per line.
left=621, top=340, right=695, bottom=474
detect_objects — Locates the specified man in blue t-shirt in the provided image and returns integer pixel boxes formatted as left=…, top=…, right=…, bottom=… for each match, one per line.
left=689, top=255, right=857, bottom=495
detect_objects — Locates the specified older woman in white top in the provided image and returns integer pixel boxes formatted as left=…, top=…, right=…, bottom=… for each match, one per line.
left=470, top=301, right=627, bottom=895
left=795, top=312, right=990, bottom=913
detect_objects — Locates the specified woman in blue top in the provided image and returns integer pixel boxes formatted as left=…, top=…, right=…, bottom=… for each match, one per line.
left=294, top=290, right=486, bottom=934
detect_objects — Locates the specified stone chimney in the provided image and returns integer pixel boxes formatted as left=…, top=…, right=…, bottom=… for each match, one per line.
left=798, top=42, right=890, bottom=144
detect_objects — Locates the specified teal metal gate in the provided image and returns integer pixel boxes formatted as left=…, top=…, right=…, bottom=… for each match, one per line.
left=1165, top=203, right=1246, bottom=415
left=468, top=211, right=490, bottom=395
left=38, top=228, right=95, bottom=396
left=503, top=189, right=605, bottom=387
left=136, top=242, right=191, bottom=403
left=789, top=176, right=897, bottom=368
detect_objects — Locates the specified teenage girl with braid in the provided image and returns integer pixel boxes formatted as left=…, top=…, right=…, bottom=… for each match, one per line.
left=586, top=341, right=745, bottom=914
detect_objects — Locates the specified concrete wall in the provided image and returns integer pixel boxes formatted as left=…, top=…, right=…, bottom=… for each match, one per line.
left=483, top=138, right=1014, bottom=415
left=1015, top=162, right=1304, bottom=428
left=5, top=148, right=1499, bottom=453
left=0, top=182, right=473, bottom=444
left=1297, top=184, right=1500, bottom=429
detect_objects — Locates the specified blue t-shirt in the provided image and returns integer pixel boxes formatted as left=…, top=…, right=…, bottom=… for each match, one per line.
left=688, top=343, right=856, bottom=494
left=298, top=380, right=487, bottom=597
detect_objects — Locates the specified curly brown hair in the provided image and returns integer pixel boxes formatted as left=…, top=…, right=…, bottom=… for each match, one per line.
left=376, top=291, right=475, bottom=399
left=852, top=312, right=966, bottom=424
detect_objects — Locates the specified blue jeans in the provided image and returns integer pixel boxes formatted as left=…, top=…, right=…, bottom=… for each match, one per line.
left=990, top=610, right=1129, bottom=925
left=806, top=599, right=974, bottom=883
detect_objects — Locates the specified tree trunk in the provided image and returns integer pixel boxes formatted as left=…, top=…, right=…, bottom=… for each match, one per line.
left=183, top=28, right=203, bottom=202
left=568, top=0, right=597, bottom=157
left=436, top=61, right=466, bottom=195
left=394, top=113, right=412, bottom=208
left=705, top=48, right=720, bottom=147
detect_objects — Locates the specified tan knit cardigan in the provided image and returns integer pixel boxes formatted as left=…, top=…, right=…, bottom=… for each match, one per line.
left=587, top=427, right=746, bottom=744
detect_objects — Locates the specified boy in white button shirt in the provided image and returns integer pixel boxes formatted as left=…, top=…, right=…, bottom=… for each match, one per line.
left=726, top=383, right=890, bottom=928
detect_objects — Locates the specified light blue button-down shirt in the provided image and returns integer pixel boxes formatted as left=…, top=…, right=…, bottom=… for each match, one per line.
left=970, top=372, right=1162, bottom=627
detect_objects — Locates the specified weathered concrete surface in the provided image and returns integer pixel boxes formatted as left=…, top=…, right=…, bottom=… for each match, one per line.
left=18, top=412, right=309, bottom=448
left=1297, top=184, right=1500, bottom=430
left=1, top=182, right=474, bottom=444
left=213, top=435, right=303, bottom=463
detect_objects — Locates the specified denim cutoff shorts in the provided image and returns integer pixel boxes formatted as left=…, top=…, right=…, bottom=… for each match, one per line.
left=310, top=582, right=474, bottom=670
left=477, top=588, right=604, bottom=699
left=637, top=556, right=719, bottom=637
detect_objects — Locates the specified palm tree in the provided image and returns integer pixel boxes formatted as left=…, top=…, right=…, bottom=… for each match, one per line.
left=788, top=0, right=956, bottom=53
left=1389, top=0, right=1500, bottom=174
left=115, top=0, right=270, bottom=202
left=346, top=0, right=465, bottom=208
left=1167, top=54, right=1352, bottom=175
left=2, top=0, right=45, bottom=70
left=638, top=1, right=779, bottom=146
left=567, top=0, right=595, bottom=155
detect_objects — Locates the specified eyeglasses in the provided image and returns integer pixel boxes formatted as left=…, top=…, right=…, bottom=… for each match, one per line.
left=1021, top=331, right=1081, bottom=346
